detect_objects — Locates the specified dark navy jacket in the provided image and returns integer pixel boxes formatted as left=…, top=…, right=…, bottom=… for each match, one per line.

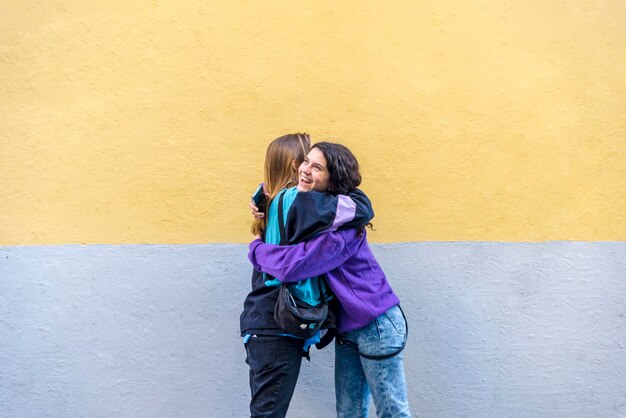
left=240, top=188, right=374, bottom=336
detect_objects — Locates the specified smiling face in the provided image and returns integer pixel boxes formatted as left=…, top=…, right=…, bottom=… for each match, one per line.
left=297, top=147, right=330, bottom=192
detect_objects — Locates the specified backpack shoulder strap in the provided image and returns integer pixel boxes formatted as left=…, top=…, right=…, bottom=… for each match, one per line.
left=276, top=190, right=287, bottom=246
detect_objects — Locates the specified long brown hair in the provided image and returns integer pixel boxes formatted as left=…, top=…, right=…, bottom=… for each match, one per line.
left=251, top=133, right=311, bottom=236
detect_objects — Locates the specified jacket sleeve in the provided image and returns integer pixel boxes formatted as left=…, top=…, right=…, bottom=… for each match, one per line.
left=248, top=230, right=356, bottom=282
left=340, top=189, right=375, bottom=230
left=283, top=189, right=374, bottom=245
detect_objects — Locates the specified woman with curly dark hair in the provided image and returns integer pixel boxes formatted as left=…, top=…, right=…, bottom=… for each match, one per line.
left=248, top=142, right=411, bottom=418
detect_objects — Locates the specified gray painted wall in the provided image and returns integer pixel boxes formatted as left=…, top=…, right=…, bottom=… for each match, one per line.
left=1, top=243, right=624, bottom=417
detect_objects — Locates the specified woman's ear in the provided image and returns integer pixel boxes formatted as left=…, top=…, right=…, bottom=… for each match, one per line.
left=291, top=160, right=298, bottom=171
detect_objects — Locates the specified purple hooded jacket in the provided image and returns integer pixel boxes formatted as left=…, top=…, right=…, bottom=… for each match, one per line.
left=248, top=228, right=400, bottom=332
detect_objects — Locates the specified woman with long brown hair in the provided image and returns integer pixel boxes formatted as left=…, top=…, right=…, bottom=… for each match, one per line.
left=240, top=134, right=373, bottom=418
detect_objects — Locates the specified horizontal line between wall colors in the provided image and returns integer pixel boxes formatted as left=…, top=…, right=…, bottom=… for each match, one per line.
left=1, top=240, right=625, bottom=249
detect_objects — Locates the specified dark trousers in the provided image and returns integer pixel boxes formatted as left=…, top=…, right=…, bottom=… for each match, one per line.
left=245, top=335, right=304, bottom=418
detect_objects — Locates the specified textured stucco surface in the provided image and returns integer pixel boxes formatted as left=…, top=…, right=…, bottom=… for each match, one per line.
left=1, top=1, right=625, bottom=244
left=1, top=242, right=624, bottom=417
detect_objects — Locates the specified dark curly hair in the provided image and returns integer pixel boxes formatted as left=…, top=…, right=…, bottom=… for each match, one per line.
left=311, top=142, right=373, bottom=231
left=311, top=142, right=362, bottom=195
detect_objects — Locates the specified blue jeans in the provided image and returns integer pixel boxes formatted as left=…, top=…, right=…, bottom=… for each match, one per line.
left=335, top=305, right=411, bottom=418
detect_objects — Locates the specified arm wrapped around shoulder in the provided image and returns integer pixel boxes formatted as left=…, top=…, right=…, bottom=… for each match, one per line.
left=284, top=189, right=374, bottom=245
left=248, top=229, right=358, bottom=282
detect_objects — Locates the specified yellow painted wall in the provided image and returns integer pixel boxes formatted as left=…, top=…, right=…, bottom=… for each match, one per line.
left=1, top=1, right=625, bottom=244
